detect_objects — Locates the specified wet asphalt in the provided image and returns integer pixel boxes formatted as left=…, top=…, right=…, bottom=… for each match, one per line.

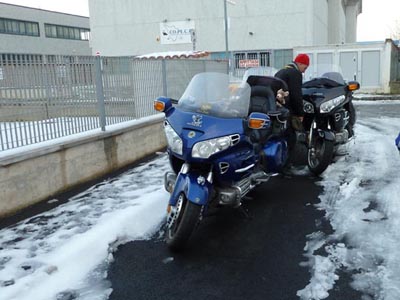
left=107, top=172, right=361, bottom=300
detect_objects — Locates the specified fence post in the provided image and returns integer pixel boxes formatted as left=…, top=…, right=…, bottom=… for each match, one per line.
left=161, top=59, right=168, bottom=97
left=94, top=55, right=107, bottom=131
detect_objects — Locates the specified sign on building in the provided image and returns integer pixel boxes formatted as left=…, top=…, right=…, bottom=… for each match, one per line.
left=160, top=21, right=195, bottom=45
left=0, top=68, right=3, bottom=80
left=238, top=59, right=259, bottom=68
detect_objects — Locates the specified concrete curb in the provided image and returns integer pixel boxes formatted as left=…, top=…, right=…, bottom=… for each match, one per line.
left=354, top=94, right=400, bottom=101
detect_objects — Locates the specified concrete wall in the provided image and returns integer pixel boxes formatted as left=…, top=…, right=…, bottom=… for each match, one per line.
left=0, top=3, right=91, bottom=56
left=0, top=114, right=167, bottom=218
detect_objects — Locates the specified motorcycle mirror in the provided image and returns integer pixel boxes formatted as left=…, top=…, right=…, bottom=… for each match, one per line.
left=248, top=112, right=271, bottom=129
left=347, top=81, right=360, bottom=91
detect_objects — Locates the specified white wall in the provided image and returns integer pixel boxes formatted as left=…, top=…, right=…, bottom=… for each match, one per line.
left=89, top=0, right=364, bottom=56
left=311, top=0, right=329, bottom=46
left=295, top=39, right=394, bottom=93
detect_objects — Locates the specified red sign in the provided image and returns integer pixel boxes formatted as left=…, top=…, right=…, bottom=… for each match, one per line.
left=238, top=59, right=259, bottom=68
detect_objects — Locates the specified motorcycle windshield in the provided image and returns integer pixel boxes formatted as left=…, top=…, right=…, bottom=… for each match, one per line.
left=178, top=72, right=251, bottom=119
left=303, top=64, right=346, bottom=86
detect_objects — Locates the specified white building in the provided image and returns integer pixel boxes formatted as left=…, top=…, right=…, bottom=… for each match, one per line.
left=0, top=2, right=92, bottom=61
left=88, top=0, right=362, bottom=65
left=296, top=39, right=400, bottom=93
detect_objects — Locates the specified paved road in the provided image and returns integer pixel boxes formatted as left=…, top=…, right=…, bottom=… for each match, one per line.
left=107, top=101, right=398, bottom=300
left=107, top=173, right=361, bottom=300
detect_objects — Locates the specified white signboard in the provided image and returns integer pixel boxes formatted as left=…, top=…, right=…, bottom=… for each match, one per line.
left=160, top=20, right=195, bottom=45
left=0, top=67, right=3, bottom=80
left=239, top=59, right=260, bottom=68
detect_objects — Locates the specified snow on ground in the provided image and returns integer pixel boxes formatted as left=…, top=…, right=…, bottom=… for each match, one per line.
left=1, top=100, right=400, bottom=300
left=0, top=153, right=170, bottom=300
left=298, top=104, right=400, bottom=300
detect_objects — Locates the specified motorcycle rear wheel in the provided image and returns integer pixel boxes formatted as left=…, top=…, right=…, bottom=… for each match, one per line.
left=166, top=193, right=202, bottom=251
left=307, top=136, right=334, bottom=175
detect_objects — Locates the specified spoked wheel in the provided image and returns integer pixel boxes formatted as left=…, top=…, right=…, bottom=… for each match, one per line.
left=307, top=134, right=334, bottom=176
left=166, top=193, right=202, bottom=252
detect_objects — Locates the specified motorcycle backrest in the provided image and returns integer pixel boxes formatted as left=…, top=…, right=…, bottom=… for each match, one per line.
left=246, top=75, right=288, bottom=115
left=246, top=75, right=288, bottom=94
left=249, top=85, right=276, bottom=114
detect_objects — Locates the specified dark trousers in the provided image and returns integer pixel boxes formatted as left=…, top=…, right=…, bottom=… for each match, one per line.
left=285, top=116, right=304, bottom=165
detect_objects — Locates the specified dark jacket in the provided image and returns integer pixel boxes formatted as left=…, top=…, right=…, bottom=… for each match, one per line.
left=274, top=63, right=304, bottom=117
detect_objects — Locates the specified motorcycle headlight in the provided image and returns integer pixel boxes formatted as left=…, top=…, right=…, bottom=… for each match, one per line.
left=164, top=122, right=183, bottom=155
left=303, top=100, right=314, bottom=114
left=320, top=95, right=346, bottom=113
left=192, top=136, right=232, bottom=159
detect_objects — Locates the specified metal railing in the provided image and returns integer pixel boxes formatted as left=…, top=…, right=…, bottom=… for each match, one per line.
left=0, top=54, right=227, bottom=151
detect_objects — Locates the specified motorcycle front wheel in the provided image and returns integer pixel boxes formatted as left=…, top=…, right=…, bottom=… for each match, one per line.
left=307, top=135, right=334, bottom=175
left=166, top=193, right=202, bottom=251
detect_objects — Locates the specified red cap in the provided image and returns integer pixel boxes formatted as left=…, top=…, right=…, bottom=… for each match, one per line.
left=294, top=53, right=310, bottom=66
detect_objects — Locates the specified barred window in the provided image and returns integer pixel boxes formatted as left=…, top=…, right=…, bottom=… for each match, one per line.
left=0, top=53, right=43, bottom=65
left=234, top=53, right=246, bottom=69
left=0, top=17, right=39, bottom=37
left=45, top=23, right=90, bottom=41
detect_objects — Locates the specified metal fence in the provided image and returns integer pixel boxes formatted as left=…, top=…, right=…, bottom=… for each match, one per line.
left=0, top=54, right=227, bottom=151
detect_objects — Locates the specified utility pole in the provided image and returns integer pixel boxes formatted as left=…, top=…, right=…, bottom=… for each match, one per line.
left=223, top=0, right=229, bottom=74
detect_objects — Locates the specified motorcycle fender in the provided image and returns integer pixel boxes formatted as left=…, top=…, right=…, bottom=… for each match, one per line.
left=317, top=129, right=335, bottom=141
left=169, top=173, right=211, bottom=207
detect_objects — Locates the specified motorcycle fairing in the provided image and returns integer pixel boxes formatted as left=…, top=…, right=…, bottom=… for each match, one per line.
left=166, top=109, right=246, bottom=160
left=212, top=147, right=257, bottom=183
left=302, top=86, right=347, bottom=103
left=261, top=138, right=288, bottom=173
left=169, top=172, right=211, bottom=206
left=315, top=129, right=335, bottom=141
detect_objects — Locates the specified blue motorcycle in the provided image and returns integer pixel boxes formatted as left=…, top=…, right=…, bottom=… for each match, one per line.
left=154, top=72, right=289, bottom=251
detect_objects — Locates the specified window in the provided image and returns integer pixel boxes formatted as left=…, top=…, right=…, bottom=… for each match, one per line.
left=0, top=53, right=43, bottom=65
left=260, top=52, right=270, bottom=66
left=247, top=52, right=258, bottom=60
left=273, top=49, right=293, bottom=69
left=0, top=17, right=39, bottom=37
left=45, top=23, right=90, bottom=41
left=234, top=53, right=246, bottom=69
left=233, top=51, right=272, bottom=69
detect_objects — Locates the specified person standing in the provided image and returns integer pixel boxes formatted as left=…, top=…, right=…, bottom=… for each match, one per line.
left=275, top=53, right=310, bottom=169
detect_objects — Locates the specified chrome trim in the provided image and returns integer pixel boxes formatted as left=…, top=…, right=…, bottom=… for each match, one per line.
left=230, top=134, right=240, bottom=146
left=180, top=163, right=190, bottom=174
left=207, top=170, right=213, bottom=184
left=235, top=163, right=255, bottom=173
left=219, top=162, right=230, bottom=174
left=167, top=194, right=184, bottom=229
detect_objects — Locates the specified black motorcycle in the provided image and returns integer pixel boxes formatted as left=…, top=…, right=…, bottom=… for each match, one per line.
left=301, top=71, right=360, bottom=175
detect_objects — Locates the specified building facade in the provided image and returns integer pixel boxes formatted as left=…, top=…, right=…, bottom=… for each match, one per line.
left=296, top=39, right=400, bottom=93
left=0, top=2, right=92, bottom=60
left=88, top=0, right=362, bottom=59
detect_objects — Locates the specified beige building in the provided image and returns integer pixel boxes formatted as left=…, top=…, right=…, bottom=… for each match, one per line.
left=0, top=2, right=92, bottom=61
